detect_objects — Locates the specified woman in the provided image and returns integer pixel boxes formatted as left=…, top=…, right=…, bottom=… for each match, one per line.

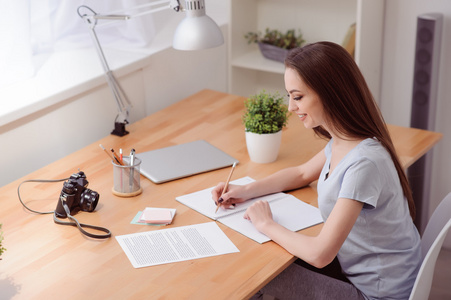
left=212, top=42, right=421, bottom=299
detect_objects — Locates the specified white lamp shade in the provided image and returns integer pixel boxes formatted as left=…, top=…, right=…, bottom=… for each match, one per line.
left=172, top=6, right=224, bottom=50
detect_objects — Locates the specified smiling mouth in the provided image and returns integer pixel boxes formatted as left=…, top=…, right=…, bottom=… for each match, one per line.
left=298, top=114, right=306, bottom=118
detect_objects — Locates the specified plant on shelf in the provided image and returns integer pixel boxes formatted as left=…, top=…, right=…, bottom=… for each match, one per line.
left=0, top=223, right=5, bottom=260
left=245, top=28, right=305, bottom=50
left=244, top=28, right=306, bottom=63
left=243, top=90, right=290, bottom=163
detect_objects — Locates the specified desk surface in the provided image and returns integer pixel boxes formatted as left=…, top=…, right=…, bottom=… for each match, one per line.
left=0, top=90, right=442, bottom=299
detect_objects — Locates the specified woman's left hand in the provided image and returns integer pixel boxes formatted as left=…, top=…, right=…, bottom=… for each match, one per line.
left=243, top=200, right=274, bottom=232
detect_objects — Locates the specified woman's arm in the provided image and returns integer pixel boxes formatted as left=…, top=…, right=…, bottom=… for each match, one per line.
left=247, top=149, right=326, bottom=197
left=212, top=149, right=326, bottom=206
left=244, top=197, right=363, bottom=268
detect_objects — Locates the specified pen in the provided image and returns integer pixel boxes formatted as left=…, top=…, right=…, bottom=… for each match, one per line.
left=129, top=149, right=135, bottom=191
left=215, top=162, right=237, bottom=213
left=119, top=148, right=123, bottom=190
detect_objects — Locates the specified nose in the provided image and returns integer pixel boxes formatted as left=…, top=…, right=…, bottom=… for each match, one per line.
left=288, top=98, right=298, bottom=112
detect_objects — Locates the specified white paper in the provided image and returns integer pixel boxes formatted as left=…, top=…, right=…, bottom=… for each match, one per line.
left=176, top=177, right=324, bottom=244
left=116, top=222, right=239, bottom=268
left=219, top=194, right=324, bottom=243
left=176, top=177, right=286, bottom=220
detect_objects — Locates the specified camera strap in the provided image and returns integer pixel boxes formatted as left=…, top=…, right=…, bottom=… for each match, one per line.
left=53, top=199, right=111, bottom=239
left=18, top=177, right=112, bottom=240
left=53, top=213, right=111, bottom=239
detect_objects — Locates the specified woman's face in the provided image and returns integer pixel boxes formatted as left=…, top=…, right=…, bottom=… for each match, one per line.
left=284, top=68, right=326, bottom=130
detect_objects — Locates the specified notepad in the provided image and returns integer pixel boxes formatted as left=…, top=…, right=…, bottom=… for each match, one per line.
left=176, top=177, right=324, bottom=244
left=139, top=208, right=173, bottom=224
left=132, top=208, right=176, bottom=226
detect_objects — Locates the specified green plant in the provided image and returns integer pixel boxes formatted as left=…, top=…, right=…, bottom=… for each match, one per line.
left=0, top=224, right=5, bottom=259
left=243, top=91, right=290, bottom=134
left=244, top=28, right=305, bottom=49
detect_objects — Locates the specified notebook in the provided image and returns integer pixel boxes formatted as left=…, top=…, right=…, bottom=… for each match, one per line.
left=138, top=140, right=239, bottom=184
left=176, top=177, right=324, bottom=244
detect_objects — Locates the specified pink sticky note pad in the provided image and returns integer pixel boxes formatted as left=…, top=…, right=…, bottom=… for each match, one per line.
left=140, top=208, right=173, bottom=224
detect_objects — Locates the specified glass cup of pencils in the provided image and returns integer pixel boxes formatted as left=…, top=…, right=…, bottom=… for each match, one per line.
left=112, top=155, right=142, bottom=197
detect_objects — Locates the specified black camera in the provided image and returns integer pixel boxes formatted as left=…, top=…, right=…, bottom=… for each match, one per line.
left=55, top=171, right=100, bottom=218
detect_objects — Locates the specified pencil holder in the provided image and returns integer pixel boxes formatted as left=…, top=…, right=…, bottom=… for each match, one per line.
left=112, top=156, right=143, bottom=197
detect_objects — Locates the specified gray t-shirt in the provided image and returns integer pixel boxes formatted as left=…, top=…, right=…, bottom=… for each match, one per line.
left=317, top=138, right=421, bottom=299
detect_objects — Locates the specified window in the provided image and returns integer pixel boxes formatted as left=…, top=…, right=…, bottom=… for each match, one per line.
left=0, top=0, right=156, bottom=87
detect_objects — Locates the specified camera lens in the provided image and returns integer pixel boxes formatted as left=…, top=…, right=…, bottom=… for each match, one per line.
left=79, top=189, right=99, bottom=212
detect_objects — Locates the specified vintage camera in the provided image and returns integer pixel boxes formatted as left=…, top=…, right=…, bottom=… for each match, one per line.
left=55, top=171, right=100, bottom=218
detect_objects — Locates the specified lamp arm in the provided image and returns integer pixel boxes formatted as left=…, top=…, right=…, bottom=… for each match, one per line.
left=77, top=2, right=184, bottom=136
left=86, top=24, right=131, bottom=123
left=82, top=1, right=182, bottom=25
left=78, top=5, right=135, bottom=136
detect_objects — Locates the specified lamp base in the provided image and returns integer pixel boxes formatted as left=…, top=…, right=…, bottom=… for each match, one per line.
left=111, top=122, right=129, bottom=136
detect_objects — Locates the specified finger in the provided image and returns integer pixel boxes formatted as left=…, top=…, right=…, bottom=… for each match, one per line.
left=211, top=183, right=226, bottom=203
left=218, top=190, right=234, bottom=205
left=216, top=197, right=224, bottom=206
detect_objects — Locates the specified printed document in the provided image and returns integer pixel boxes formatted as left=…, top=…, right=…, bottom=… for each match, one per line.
left=116, top=222, right=239, bottom=268
left=176, top=177, right=324, bottom=244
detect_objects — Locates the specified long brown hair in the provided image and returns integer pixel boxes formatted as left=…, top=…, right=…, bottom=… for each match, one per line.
left=285, top=41, right=415, bottom=220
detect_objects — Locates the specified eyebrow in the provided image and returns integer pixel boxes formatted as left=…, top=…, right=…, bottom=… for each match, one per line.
left=287, top=89, right=302, bottom=94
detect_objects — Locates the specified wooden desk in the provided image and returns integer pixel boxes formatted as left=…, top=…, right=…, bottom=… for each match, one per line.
left=0, top=90, right=442, bottom=299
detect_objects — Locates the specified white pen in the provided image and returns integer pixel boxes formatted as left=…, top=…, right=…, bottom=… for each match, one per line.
left=129, top=149, right=135, bottom=191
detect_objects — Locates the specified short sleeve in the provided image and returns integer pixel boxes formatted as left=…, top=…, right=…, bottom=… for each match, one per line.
left=338, top=158, right=382, bottom=208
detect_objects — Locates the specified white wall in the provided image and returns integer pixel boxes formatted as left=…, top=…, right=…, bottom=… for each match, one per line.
left=380, top=0, right=451, bottom=246
left=0, top=70, right=144, bottom=186
left=0, top=29, right=228, bottom=188
left=143, top=47, right=229, bottom=115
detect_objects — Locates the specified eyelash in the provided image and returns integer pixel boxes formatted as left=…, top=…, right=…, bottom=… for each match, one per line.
left=287, top=94, right=303, bottom=101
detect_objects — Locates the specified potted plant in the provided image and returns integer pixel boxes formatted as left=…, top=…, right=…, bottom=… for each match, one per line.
left=0, top=224, right=5, bottom=260
left=244, top=28, right=305, bottom=63
left=243, top=91, right=290, bottom=163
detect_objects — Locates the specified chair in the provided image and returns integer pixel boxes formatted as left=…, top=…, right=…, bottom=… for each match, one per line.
left=409, top=192, right=451, bottom=300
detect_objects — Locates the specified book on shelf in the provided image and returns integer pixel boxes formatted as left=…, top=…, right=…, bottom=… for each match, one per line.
left=342, top=22, right=356, bottom=58
left=176, top=177, right=324, bottom=244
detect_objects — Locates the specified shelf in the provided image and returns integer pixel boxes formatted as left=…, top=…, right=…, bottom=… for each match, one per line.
left=228, top=0, right=384, bottom=100
left=231, top=50, right=285, bottom=74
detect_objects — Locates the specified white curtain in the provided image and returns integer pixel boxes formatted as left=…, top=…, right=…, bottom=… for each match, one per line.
left=0, top=1, right=34, bottom=86
left=0, top=0, right=156, bottom=87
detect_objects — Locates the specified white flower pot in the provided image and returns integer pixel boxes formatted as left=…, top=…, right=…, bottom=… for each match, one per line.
left=245, top=131, right=282, bottom=164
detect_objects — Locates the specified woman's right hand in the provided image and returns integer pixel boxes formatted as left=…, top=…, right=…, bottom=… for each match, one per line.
left=211, top=183, right=249, bottom=209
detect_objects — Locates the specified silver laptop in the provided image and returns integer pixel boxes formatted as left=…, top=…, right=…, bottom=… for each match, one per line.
left=138, top=140, right=239, bottom=184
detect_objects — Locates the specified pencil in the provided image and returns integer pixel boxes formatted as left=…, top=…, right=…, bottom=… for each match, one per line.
left=111, top=148, right=124, bottom=165
left=215, top=162, right=237, bottom=213
left=99, top=144, right=115, bottom=162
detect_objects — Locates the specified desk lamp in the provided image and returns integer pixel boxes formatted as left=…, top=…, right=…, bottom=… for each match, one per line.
left=78, top=0, right=224, bottom=136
